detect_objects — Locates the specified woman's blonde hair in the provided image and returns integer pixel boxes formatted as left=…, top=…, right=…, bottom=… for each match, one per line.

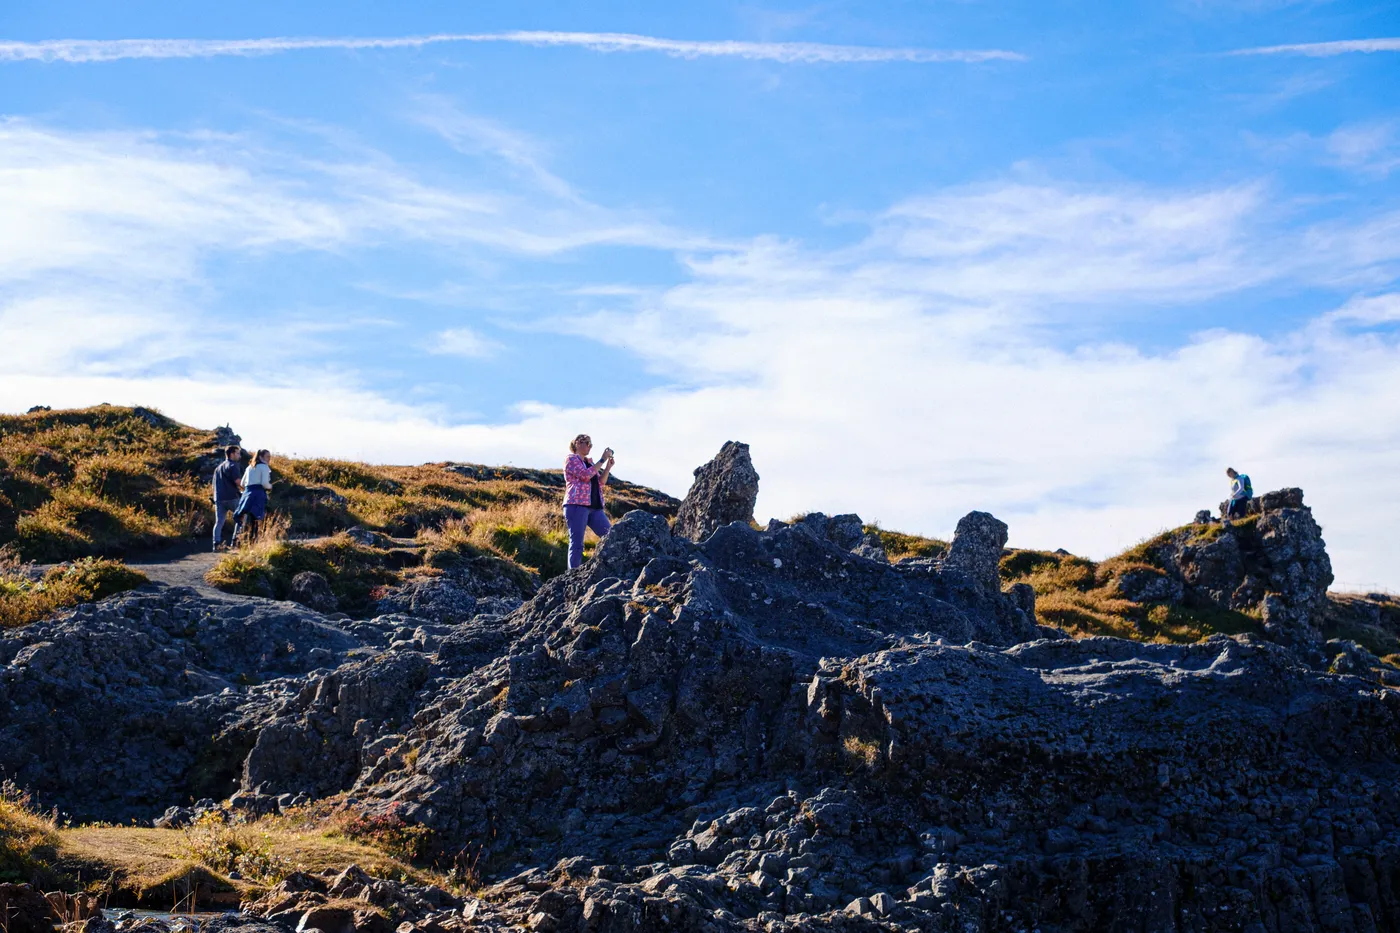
left=569, top=434, right=591, bottom=454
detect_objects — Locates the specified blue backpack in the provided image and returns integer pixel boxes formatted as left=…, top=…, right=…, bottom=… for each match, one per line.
left=1239, top=474, right=1253, bottom=498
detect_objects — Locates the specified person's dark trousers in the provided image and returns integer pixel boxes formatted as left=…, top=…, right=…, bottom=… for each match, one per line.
left=1227, top=497, right=1250, bottom=518
left=212, top=499, right=239, bottom=547
left=234, top=516, right=260, bottom=547
left=565, top=505, right=611, bottom=569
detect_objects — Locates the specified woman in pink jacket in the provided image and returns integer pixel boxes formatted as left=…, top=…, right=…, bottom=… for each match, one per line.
left=564, top=434, right=615, bottom=569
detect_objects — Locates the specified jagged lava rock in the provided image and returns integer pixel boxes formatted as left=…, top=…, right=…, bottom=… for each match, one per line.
left=0, top=586, right=362, bottom=819
left=1164, top=487, right=1334, bottom=641
left=672, top=441, right=760, bottom=542
left=7, top=450, right=1400, bottom=931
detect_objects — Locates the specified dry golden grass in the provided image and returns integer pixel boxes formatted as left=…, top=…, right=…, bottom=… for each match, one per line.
left=0, top=788, right=60, bottom=883
left=56, top=827, right=201, bottom=894
left=205, top=527, right=401, bottom=615
left=420, top=499, right=578, bottom=579
left=999, top=543, right=1264, bottom=643
left=55, top=817, right=427, bottom=901
left=866, top=524, right=949, bottom=562
left=0, top=557, right=148, bottom=629
left=842, top=735, right=882, bottom=770
left=1, top=406, right=212, bottom=561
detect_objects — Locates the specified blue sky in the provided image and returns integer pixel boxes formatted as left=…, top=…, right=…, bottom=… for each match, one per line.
left=2, top=2, right=1399, bottom=587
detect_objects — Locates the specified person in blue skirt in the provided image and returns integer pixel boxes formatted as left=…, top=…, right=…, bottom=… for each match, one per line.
left=233, top=448, right=274, bottom=545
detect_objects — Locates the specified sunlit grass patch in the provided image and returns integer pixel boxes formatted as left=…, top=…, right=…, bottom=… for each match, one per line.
left=865, top=523, right=949, bottom=562
left=999, top=544, right=1263, bottom=644
left=205, top=519, right=401, bottom=614
left=0, top=556, right=149, bottom=629
left=420, top=500, right=575, bottom=580
left=0, top=782, right=60, bottom=884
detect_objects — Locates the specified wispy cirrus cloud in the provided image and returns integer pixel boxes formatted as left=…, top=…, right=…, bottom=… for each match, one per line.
left=1231, top=37, right=1400, bottom=57
left=0, top=31, right=1025, bottom=66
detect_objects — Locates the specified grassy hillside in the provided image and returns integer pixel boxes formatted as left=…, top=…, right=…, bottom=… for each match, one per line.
left=0, top=405, right=678, bottom=564
left=0, top=406, right=214, bottom=562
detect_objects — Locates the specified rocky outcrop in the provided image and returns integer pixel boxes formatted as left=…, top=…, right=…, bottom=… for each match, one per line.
left=1147, top=487, right=1335, bottom=642
left=0, top=884, right=56, bottom=933
left=672, top=442, right=760, bottom=542
left=0, top=586, right=360, bottom=819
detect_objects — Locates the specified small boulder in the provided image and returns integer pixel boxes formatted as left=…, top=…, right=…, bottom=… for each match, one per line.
left=853, top=532, right=888, bottom=563
left=825, top=514, right=866, bottom=551
left=673, top=442, right=759, bottom=542
left=345, top=526, right=390, bottom=548
left=289, top=572, right=339, bottom=614
left=153, top=805, right=193, bottom=829
left=1114, top=567, right=1185, bottom=604
left=1259, top=487, right=1305, bottom=511
left=297, top=906, right=354, bottom=933
left=0, top=884, right=55, bottom=933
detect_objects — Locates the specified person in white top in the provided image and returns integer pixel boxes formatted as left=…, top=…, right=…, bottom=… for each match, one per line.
left=233, top=449, right=274, bottom=545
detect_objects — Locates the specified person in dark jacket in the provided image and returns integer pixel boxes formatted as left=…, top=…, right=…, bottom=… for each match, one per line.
left=211, top=445, right=245, bottom=551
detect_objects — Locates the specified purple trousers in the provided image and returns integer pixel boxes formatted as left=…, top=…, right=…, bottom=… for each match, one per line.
left=565, top=505, right=611, bottom=569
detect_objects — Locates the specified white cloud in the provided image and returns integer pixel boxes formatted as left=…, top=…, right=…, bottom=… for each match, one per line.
left=427, top=327, right=503, bottom=359
left=1248, top=121, right=1400, bottom=179
left=1324, top=292, right=1400, bottom=325
left=0, top=32, right=1025, bottom=66
left=0, top=118, right=704, bottom=293
left=1326, top=121, right=1400, bottom=177
left=1231, top=38, right=1400, bottom=57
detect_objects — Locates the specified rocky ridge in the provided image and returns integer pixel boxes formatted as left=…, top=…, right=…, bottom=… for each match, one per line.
left=3, top=445, right=1400, bottom=931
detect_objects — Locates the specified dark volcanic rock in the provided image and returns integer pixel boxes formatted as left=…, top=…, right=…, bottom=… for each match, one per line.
left=941, top=510, right=1008, bottom=594
left=373, top=557, right=536, bottom=623
left=0, top=884, right=54, bottom=933
left=0, top=586, right=361, bottom=819
left=289, top=571, right=339, bottom=614
left=1163, top=487, right=1334, bottom=641
left=673, top=441, right=760, bottom=542
left=6, top=452, right=1398, bottom=932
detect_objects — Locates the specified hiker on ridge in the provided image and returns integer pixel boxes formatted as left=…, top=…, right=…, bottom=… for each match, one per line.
left=211, top=444, right=245, bottom=551
left=233, top=449, right=274, bottom=545
left=1225, top=466, right=1253, bottom=519
left=564, top=434, right=614, bottom=570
